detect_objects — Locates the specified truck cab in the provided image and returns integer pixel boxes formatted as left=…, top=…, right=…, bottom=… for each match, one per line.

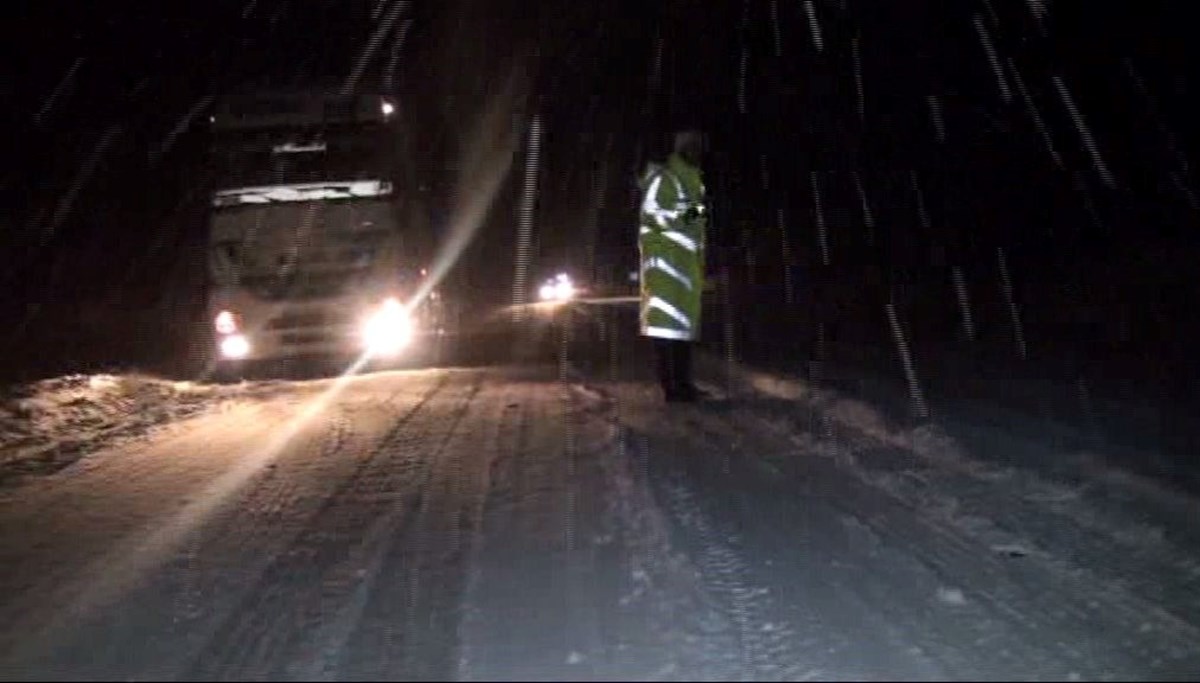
left=205, top=90, right=447, bottom=378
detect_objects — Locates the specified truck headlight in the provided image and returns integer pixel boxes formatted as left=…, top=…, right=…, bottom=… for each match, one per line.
left=362, top=297, right=414, bottom=356
left=219, top=334, right=251, bottom=359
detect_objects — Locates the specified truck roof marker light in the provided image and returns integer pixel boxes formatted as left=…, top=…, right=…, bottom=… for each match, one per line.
left=215, top=310, right=239, bottom=334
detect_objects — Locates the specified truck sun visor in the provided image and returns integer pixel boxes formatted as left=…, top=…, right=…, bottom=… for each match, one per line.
left=213, top=180, right=393, bottom=207
left=272, top=141, right=329, bottom=154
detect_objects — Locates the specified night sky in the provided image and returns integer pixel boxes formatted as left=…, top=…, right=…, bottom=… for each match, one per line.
left=2, top=1, right=1199, bottom=432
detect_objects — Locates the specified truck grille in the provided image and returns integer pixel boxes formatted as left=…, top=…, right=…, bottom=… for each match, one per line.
left=243, top=271, right=361, bottom=301
left=268, top=309, right=353, bottom=330
left=280, top=331, right=334, bottom=346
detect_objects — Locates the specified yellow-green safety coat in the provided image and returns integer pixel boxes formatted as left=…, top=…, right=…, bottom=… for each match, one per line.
left=638, top=152, right=707, bottom=341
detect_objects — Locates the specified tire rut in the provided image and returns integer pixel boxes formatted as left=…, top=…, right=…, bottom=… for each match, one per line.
left=700, top=401, right=1200, bottom=679
left=637, top=427, right=837, bottom=682
left=333, top=378, right=514, bottom=681
left=184, top=371, right=476, bottom=680
left=457, top=378, right=638, bottom=681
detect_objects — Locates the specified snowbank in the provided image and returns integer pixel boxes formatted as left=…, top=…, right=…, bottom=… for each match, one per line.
left=0, top=373, right=224, bottom=485
left=698, top=351, right=1200, bottom=547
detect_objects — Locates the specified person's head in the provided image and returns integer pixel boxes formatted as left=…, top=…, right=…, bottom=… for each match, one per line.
left=673, top=129, right=704, bottom=166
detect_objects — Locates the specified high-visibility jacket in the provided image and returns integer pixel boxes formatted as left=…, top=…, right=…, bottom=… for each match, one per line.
left=639, top=152, right=707, bottom=341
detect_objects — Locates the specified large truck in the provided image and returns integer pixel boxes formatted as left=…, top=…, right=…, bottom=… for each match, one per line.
left=205, top=90, right=449, bottom=378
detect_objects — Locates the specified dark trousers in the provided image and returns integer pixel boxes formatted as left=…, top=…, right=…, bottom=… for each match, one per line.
left=653, top=338, right=695, bottom=399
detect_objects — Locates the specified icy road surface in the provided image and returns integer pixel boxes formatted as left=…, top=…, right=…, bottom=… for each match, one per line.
left=2, top=358, right=1200, bottom=680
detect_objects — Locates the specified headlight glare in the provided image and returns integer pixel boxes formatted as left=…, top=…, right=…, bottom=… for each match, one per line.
left=539, top=273, right=576, bottom=302
left=362, top=297, right=414, bottom=355
left=219, top=334, right=251, bottom=359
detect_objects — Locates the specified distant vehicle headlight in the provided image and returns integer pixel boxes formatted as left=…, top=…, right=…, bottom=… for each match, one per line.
left=219, top=334, right=251, bottom=360
left=362, top=297, right=414, bottom=356
left=215, top=310, right=239, bottom=335
left=538, top=273, right=576, bottom=302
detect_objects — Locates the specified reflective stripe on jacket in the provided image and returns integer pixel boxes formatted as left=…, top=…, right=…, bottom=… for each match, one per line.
left=639, top=153, right=706, bottom=340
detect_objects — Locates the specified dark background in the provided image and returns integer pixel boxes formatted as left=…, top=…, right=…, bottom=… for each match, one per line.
left=2, top=1, right=1198, bottom=476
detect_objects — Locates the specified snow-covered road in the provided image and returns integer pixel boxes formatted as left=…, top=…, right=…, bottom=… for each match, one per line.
left=1, top=345, right=1199, bottom=680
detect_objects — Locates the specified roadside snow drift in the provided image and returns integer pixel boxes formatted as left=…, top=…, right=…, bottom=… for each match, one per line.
left=0, top=374, right=223, bottom=484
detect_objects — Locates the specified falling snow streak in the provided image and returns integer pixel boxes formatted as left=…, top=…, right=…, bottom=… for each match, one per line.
left=1008, top=58, right=1063, bottom=168
left=737, top=48, right=749, bottom=115
left=149, top=95, right=215, bottom=166
left=852, top=170, right=875, bottom=245
left=734, top=0, right=751, bottom=117
left=810, top=172, right=829, bottom=266
left=769, top=0, right=782, bottom=57
left=282, top=203, right=321, bottom=282
left=382, top=17, right=414, bottom=92
left=1072, top=170, right=1105, bottom=230
left=1077, top=377, right=1098, bottom=436
left=812, top=320, right=827, bottom=384
left=777, top=208, right=794, bottom=305
left=722, top=268, right=737, bottom=394
left=372, top=0, right=388, bottom=21
left=996, top=247, right=1028, bottom=359
left=926, top=95, right=946, bottom=143
left=648, top=35, right=665, bottom=92
left=743, top=227, right=758, bottom=290
left=973, top=15, right=1011, bottom=103
left=129, top=77, right=153, bottom=100
left=1123, top=58, right=1191, bottom=176
left=1025, top=0, right=1049, bottom=33
left=582, top=136, right=613, bottom=278
left=34, top=57, right=86, bottom=125
left=513, top=116, right=542, bottom=313
left=43, top=126, right=122, bottom=240
left=340, top=0, right=409, bottom=97
left=909, top=170, right=930, bottom=231
left=886, top=302, right=929, bottom=419
left=979, top=0, right=1001, bottom=28
left=644, top=34, right=664, bottom=118
left=804, top=1, right=824, bottom=53
left=1052, top=75, right=1115, bottom=188
left=852, top=36, right=865, bottom=121
left=1170, top=171, right=1200, bottom=212
left=951, top=266, right=976, bottom=342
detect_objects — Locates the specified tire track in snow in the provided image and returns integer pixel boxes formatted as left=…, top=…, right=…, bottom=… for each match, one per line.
left=580, top=381, right=834, bottom=680
left=676, top=407, right=1033, bottom=679
left=333, top=377, right=513, bottom=680
left=0, top=401, right=302, bottom=669
left=655, top=458, right=800, bottom=682
left=721, top=399, right=1200, bottom=678
left=8, top=404, right=368, bottom=679
left=183, top=371, right=477, bottom=680
left=646, top=408, right=932, bottom=681
left=456, top=379, right=585, bottom=680
left=455, top=383, right=540, bottom=681
left=154, top=376, right=444, bottom=674
left=591, top=423, right=718, bottom=681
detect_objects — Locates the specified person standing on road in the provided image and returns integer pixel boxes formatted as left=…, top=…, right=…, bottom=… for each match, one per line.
left=638, top=130, right=708, bottom=402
